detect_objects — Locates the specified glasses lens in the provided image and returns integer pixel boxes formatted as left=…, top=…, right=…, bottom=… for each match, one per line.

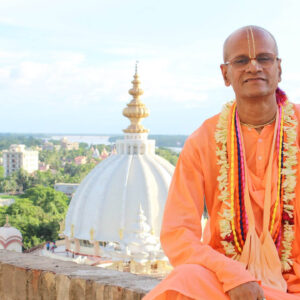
left=232, top=57, right=250, bottom=68
left=256, top=54, right=275, bottom=66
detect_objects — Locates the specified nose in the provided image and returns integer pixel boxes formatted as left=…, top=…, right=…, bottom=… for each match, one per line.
left=245, top=58, right=263, bottom=72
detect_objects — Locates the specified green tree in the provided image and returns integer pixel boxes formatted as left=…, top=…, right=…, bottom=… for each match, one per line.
left=22, top=186, right=68, bottom=215
left=1, top=186, right=69, bottom=249
left=33, top=170, right=55, bottom=186
left=1, top=198, right=46, bottom=248
left=14, top=169, right=34, bottom=192
left=155, top=147, right=179, bottom=166
left=0, top=176, right=18, bottom=193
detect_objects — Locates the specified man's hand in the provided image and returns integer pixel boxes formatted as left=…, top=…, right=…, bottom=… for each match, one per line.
left=227, top=281, right=265, bottom=300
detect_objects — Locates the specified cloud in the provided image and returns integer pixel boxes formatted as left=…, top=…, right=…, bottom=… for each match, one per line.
left=0, top=49, right=224, bottom=111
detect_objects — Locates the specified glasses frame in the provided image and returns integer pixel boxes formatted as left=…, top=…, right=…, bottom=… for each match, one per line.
left=223, top=54, right=280, bottom=69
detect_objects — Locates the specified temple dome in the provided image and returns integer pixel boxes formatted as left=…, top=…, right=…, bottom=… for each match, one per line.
left=0, top=216, right=22, bottom=252
left=64, top=151, right=173, bottom=242
left=64, top=65, right=175, bottom=258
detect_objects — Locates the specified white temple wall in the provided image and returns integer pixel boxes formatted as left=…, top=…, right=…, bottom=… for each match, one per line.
left=116, top=139, right=155, bottom=155
left=0, top=242, right=22, bottom=252
left=6, top=243, right=22, bottom=252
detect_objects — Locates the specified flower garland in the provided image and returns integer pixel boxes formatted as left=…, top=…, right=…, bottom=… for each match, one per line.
left=215, top=96, right=297, bottom=271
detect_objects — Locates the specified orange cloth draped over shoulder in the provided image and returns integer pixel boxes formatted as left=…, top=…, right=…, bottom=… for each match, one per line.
left=144, top=103, right=300, bottom=300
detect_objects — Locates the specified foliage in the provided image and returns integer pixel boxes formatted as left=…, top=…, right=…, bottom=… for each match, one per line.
left=0, top=146, right=101, bottom=192
left=0, top=166, right=4, bottom=179
left=155, top=147, right=179, bottom=166
left=0, top=186, right=69, bottom=249
left=0, top=134, right=43, bottom=151
left=22, top=186, right=68, bottom=215
left=95, top=144, right=112, bottom=153
left=0, top=136, right=112, bottom=249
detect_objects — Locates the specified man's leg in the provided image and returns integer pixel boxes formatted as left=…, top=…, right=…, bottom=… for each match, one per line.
left=144, top=264, right=300, bottom=300
left=143, top=264, right=229, bottom=300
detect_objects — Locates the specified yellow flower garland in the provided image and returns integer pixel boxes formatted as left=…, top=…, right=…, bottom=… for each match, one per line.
left=215, top=100, right=297, bottom=271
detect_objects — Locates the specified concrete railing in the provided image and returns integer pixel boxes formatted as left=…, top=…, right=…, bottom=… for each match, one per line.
left=0, top=250, right=160, bottom=300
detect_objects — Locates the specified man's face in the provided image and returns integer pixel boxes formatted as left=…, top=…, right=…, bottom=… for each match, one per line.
left=220, top=29, right=282, bottom=100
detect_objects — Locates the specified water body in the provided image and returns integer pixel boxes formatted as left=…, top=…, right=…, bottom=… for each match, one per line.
left=166, top=147, right=182, bottom=153
left=50, top=135, right=112, bottom=146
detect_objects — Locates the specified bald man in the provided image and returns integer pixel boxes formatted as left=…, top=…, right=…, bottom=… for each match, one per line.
left=144, top=26, right=300, bottom=300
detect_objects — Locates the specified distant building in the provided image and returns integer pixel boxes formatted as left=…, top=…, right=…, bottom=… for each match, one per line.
left=3, top=145, right=38, bottom=177
left=91, top=147, right=100, bottom=159
left=74, top=156, right=87, bottom=165
left=54, top=183, right=79, bottom=197
left=110, top=147, right=117, bottom=155
left=42, top=142, right=54, bottom=151
left=61, top=138, right=79, bottom=150
left=38, top=162, right=50, bottom=172
left=100, top=148, right=109, bottom=160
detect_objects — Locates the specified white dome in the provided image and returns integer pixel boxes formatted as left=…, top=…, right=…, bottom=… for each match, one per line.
left=64, top=141, right=174, bottom=244
left=64, top=68, right=176, bottom=265
left=0, top=226, right=22, bottom=240
left=0, top=224, right=22, bottom=249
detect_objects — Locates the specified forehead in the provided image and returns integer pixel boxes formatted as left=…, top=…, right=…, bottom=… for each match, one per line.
left=225, top=29, right=276, bottom=59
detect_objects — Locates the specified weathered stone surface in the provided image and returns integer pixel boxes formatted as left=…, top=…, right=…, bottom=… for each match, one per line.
left=56, top=274, right=70, bottom=300
left=14, top=266, right=29, bottom=300
left=0, top=250, right=160, bottom=299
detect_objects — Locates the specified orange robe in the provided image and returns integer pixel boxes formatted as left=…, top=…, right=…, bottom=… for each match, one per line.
left=144, top=104, right=300, bottom=300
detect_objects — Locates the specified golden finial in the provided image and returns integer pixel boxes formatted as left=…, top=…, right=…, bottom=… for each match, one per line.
left=90, top=228, right=94, bottom=242
left=119, top=228, right=124, bottom=240
left=123, top=62, right=149, bottom=133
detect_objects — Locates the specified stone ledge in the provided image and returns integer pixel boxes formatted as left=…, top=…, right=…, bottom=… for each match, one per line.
left=0, top=250, right=160, bottom=300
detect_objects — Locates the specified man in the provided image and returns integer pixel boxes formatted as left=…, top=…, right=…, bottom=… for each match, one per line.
left=144, top=26, right=300, bottom=300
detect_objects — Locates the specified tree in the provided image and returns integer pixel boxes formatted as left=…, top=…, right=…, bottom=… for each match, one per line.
left=1, top=186, right=69, bottom=249
left=0, top=177, right=18, bottom=193
left=155, top=147, right=179, bottom=166
left=14, top=169, right=34, bottom=192
left=1, top=197, right=46, bottom=248
left=22, top=186, right=68, bottom=215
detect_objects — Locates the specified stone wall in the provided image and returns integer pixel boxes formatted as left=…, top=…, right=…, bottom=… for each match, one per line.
left=0, top=250, right=160, bottom=300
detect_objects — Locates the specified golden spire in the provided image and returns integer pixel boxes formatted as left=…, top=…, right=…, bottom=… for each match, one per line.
left=123, top=62, right=149, bottom=133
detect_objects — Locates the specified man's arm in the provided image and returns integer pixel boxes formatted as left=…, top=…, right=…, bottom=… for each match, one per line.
left=161, top=135, right=256, bottom=293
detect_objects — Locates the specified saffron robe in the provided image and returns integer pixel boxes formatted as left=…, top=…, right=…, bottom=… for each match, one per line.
left=144, top=104, right=300, bottom=300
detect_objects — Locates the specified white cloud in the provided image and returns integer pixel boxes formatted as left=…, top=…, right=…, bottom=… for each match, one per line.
left=0, top=50, right=29, bottom=62
left=0, top=47, right=227, bottom=114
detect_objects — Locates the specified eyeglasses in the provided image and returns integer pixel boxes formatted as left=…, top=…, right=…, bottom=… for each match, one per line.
left=224, top=54, right=279, bottom=70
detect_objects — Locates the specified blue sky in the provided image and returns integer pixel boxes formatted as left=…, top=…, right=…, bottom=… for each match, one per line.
left=1, top=0, right=300, bottom=134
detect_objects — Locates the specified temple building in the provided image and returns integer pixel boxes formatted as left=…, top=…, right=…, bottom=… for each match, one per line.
left=0, top=216, right=23, bottom=252
left=63, top=65, right=175, bottom=269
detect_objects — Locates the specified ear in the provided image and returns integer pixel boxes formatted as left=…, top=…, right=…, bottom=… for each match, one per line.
left=277, top=58, right=282, bottom=83
left=220, top=64, right=231, bottom=86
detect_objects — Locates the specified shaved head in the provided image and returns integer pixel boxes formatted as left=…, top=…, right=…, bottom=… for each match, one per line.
left=223, top=26, right=278, bottom=62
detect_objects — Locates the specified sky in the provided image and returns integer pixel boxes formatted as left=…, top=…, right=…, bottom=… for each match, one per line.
left=1, top=0, right=300, bottom=135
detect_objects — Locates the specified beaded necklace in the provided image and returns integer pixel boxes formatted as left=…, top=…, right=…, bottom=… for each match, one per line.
left=215, top=89, right=297, bottom=271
